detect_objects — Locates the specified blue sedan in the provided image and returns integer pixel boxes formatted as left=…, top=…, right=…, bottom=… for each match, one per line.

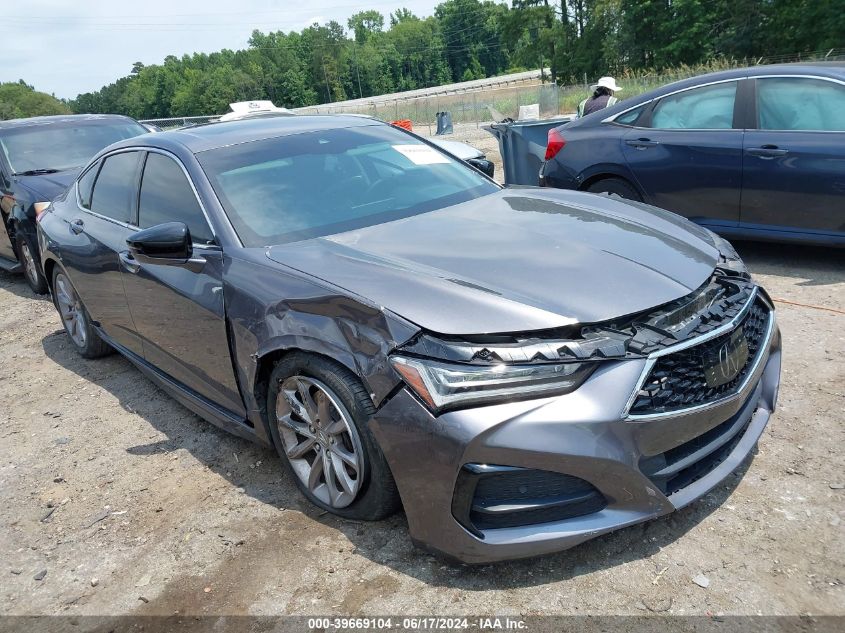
left=539, top=62, right=845, bottom=246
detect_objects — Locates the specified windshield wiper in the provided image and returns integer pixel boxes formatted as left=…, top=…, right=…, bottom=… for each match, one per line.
left=13, top=168, right=62, bottom=176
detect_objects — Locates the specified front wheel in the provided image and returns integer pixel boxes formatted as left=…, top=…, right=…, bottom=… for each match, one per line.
left=51, top=268, right=112, bottom=358
left=18, top=236, right=47, bottom=295
left=267, top=352, right=400, bottom=520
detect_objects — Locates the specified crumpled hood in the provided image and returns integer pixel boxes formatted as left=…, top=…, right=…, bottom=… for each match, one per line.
left=16, top=170, right=77, bottom=201
left=267, top=188, right=720, bottom=334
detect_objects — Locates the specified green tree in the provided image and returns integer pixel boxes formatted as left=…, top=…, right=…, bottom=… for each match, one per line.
left=66, top=0, right=845, bottom=118
left=435, top=0, right=509, bottom=81
left=757, top=0, right=845, bottom=56
left=348, top=10, right=386, bottom=44
left=389, top=14, right=453, bottom=89
left=0, top=81, right=71, bottom=120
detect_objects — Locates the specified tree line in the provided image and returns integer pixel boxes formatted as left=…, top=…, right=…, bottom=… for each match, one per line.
left=0, top=81, right=71, bottom=120
left=5, top=0, right=844, bottom=121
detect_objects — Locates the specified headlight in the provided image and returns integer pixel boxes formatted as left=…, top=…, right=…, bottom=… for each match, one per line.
left=390, top=355, right=596, bottom=413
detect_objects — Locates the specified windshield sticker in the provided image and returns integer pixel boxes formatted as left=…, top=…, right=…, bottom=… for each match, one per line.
left=392, top=144, right=450, bottom=165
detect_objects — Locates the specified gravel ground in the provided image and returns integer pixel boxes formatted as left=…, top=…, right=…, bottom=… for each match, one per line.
left=0, top=235, right=843, bottom=619
left=426, top=123, right=505, bottom=179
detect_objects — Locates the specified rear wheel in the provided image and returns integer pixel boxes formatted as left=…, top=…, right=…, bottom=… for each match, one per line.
left=51, top=268, right=111, bottom=358
left=267, top=352, right=400, bottom=520
left=18, top=236, right=47, bottom=295
left=586, top=177, right=642, bottom=202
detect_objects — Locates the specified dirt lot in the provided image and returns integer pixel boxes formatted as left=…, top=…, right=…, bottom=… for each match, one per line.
left=0, top=236, right=843, bottom=619
left=428, top=123, right=505, bottom=178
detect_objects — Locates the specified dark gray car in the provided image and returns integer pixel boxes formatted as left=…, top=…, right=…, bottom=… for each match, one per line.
left=0, top=114, right=147, bottom=293
left=37, top=116, right=782, bottom=563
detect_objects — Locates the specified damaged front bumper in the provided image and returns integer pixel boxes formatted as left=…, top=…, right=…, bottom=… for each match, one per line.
left=370, top=304, right=781, bottom=564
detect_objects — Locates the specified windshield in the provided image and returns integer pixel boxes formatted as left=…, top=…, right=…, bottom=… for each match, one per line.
left=198, top=124, right=499, bottom=246
left=0, top=119, right=146, bottom=174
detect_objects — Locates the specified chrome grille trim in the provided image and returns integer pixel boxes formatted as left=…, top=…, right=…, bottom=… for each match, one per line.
left=621, top=286, right=773, bottom=420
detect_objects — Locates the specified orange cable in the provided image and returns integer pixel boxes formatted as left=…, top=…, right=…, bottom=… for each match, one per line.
left=772, top=297, right=845, bottom=315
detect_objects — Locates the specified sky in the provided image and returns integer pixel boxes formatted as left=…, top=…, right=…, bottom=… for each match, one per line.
left=2, top=0, right=442, bottom=99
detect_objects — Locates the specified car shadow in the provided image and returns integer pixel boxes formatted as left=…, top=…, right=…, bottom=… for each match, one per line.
left=734, top=240, right=845, bottom=287
left=41, top=328, right=753, bottom=589
left=0, top=268, right=50, bottom=302
left=319, top=456, right=753, bottom=589
left=40, top=327, right=294, bottom=503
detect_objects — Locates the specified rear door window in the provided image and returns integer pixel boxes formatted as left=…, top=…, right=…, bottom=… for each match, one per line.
left=77, top=162, right=100, bottom=210
left=756, top=77, right=845, bottom=131
left=651, top=82, right=738, bottom=130
left=138, top=153, right=213, bottom=244
left=89, top=152, right=142, bottom=223
left=614, top=105, right=647, bottom=126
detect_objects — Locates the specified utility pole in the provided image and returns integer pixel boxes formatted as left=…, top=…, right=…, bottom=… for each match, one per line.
left=323, top=62, right=333, bottom=103
left=353, top=43, right=363, bottom=99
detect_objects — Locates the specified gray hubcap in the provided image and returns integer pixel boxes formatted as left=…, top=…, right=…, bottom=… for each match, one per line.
left=54, top=273, right=87, bottom=348
left=275, top=376, right=364, bottom=509
left=21, top=241, right=38, bottom=286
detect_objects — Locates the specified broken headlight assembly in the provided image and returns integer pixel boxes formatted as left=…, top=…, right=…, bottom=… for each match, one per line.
left=390, top=355, right=596, bottom=413
left=710, top=231, right=748, bottom=277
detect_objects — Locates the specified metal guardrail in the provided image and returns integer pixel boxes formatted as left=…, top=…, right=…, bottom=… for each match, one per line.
left=139, top=115, right=218, bottom=130
left=293, top=69, right=549, bottom=112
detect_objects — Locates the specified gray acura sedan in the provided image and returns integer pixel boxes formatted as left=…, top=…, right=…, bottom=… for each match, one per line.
left=37, top=116, right=781, bottom=563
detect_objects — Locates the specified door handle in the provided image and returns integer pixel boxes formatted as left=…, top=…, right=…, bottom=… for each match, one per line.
left=118, top=250, right=140, bottom=273
left=70, top=219, right=84, bottom=235
left=747, top=145, right=789, bottom=159
left=625, top=138, right=658, bottom=149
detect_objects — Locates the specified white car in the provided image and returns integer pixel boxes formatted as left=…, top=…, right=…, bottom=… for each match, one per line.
left=218, top=101, right=296, bottom=122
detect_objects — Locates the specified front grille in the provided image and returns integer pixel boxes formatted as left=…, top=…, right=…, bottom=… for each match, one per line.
left=452, top=466, right=607, bottom=535
left=630, top=299, right=770, bottom=416
left=639, top=392, right=756, bottom=496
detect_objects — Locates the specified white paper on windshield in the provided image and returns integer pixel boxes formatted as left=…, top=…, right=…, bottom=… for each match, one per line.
left=392, top=144, right=451, bottom=165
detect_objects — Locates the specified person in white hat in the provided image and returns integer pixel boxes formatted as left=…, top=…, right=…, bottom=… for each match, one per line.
left=577, top=76, right=622, bottom=118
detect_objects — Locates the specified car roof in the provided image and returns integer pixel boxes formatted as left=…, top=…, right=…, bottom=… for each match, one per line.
left=113, top=115, right=385, bottom=154
left=662, top=61, right=845, bottom=92
left=569, top=62, right=845, bottom=127
left=0, top=113, right=139, bottom=130
left=679, top=61, right=845, bottom=82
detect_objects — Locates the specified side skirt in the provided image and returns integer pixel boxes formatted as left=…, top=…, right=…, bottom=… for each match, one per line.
left=0, top=254, right=22, bottom=274
left=696, top=221, right=845, bottom=247
left=95, top=327, right=263, bottom=446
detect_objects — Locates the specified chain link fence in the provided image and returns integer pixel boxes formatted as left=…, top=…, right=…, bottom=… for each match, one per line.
left=289, top=48, right=845, bottom=134
left=295, top=83, right=568, bottom=136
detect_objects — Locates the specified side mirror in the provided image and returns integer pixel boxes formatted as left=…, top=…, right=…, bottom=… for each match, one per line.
left=127, top=222, right=192, bottom=261
left=466, top=157, right=495, bottom=179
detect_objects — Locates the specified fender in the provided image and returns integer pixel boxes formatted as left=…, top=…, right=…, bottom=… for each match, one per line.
left=222, top=254, right=419, bottom=443
left=577, top=162, right=644, bottom=197
left=10, top=207, right=37, bottom=246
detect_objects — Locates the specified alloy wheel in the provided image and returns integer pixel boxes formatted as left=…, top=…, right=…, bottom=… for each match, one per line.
left=20, top=241, right=39, bottom=288
left=54, top=273, right=88, bottom=348
left=275, top=376, right=364, bottom=508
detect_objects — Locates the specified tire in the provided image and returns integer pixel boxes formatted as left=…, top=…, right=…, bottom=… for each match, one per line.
left=51, top=267, right=112, bottom=359
left=586, top=177, right=643, bottom=202
left=267, top=352, right=401, bottom=520
left=17, top=235, right=48, bottom=295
